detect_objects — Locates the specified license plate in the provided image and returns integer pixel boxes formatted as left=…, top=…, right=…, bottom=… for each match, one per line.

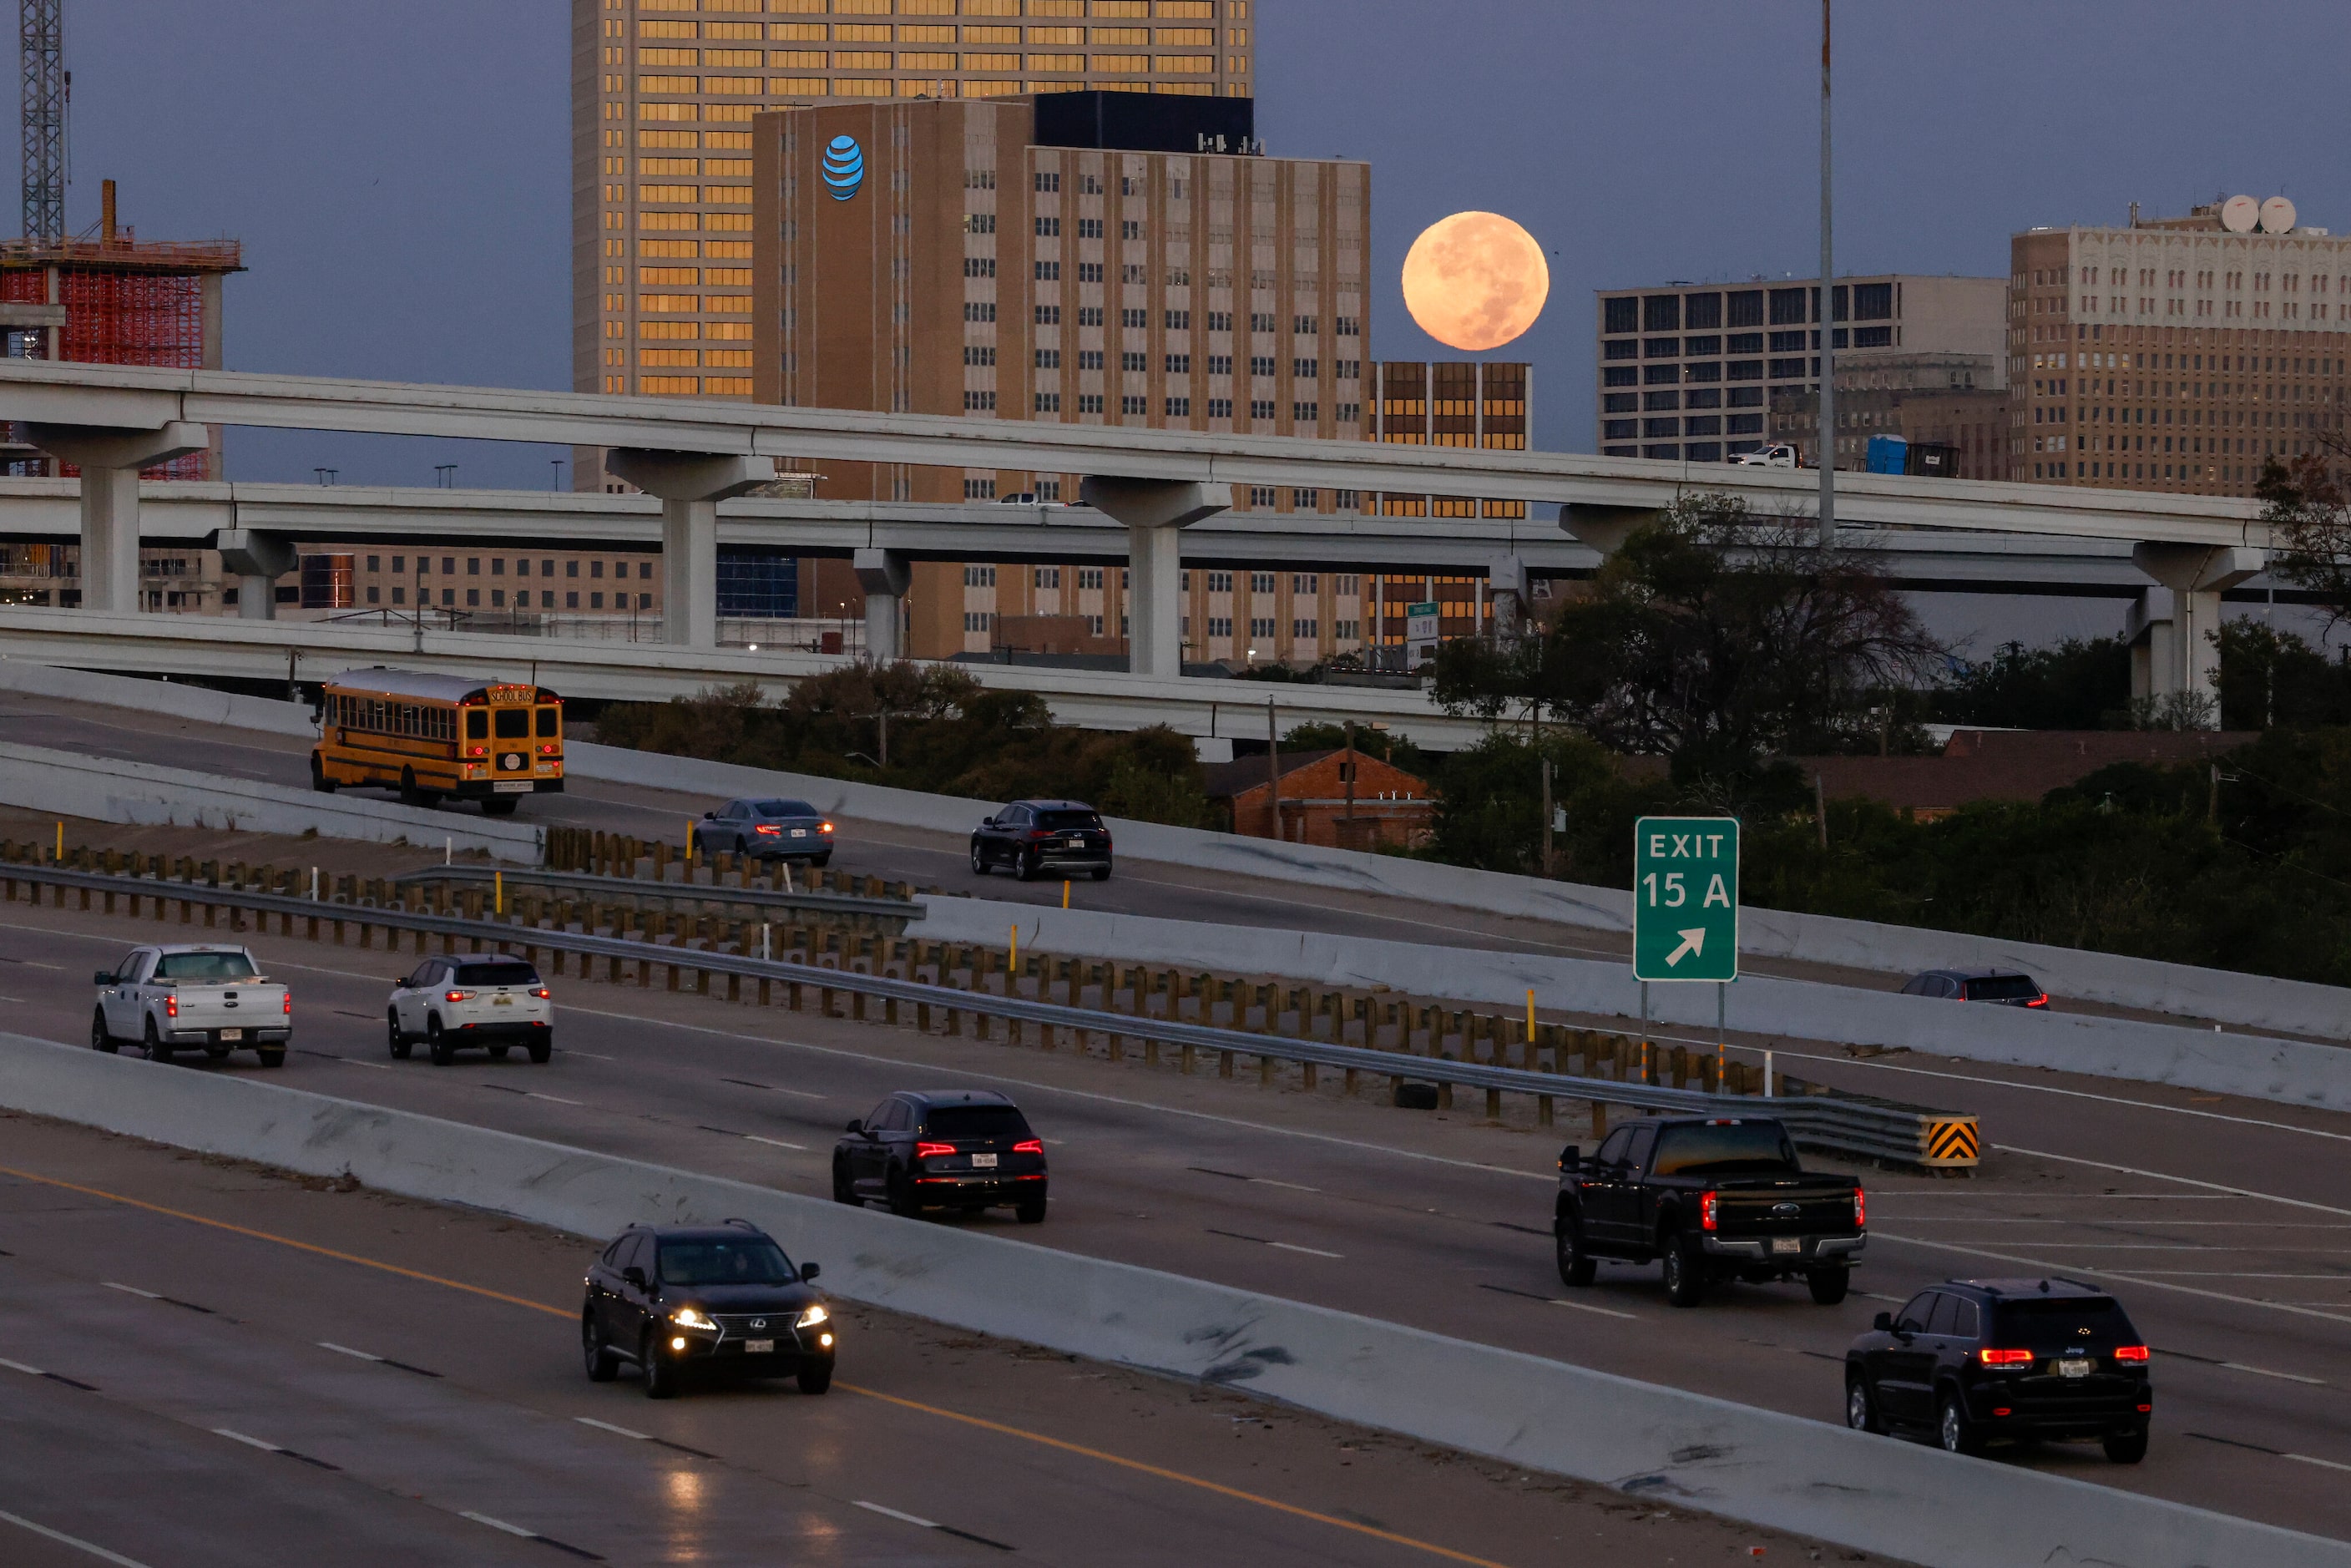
left=1770, top=1237, right=1802, bottom=1255
left=791, top=828, right=807, bottom=837
left=1064, top=838, right=1084, bottom=848
left=493, top=995, right=513, bottom=1006
left=744, top=1338, right=774, bottom=1355
left=493, top=781, right=531, bottom=794
left=218, top=1028, right=243, bottom=1041
left=2058, top=1359, right=2092, bottom=1378
left=971, top=1152, right=999, bottom=1168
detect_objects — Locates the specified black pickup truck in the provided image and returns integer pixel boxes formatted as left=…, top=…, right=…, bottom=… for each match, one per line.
left=1554, top=1115, right=1866, bottom=1308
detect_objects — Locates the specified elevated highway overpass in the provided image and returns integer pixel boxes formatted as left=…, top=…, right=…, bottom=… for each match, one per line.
left=0, top=358, right=2277, bottom=713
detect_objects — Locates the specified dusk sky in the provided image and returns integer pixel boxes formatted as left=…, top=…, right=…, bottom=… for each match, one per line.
left=58, top=1, right=2351, bottom=490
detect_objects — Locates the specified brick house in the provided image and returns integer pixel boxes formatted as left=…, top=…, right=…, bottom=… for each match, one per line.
left=1203, top=747, right=1437, bottom=850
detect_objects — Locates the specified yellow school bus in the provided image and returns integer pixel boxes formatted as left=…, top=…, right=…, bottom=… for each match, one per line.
left=310, top=667, right=564, bottom=816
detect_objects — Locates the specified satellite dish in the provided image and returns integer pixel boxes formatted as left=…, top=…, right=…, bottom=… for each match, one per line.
left=2260, top=195, right=2298, bottom=234
left=2221, top=195, right=2258, bottom=234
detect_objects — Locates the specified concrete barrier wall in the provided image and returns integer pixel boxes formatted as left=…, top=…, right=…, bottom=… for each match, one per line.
left=15, top=656, right=2351, bottom=1046
left=0, top=1033, right=2333, bottom=1568
left=0, top=742, right=541, bottom=863
left=918, top=895, right=2351, bottom=1115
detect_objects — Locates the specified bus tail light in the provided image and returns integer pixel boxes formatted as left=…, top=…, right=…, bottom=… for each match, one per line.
left=538, top=742, right=559, bottom=756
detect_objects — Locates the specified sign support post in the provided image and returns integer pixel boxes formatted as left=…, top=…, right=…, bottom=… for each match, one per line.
left=1632, top=817, right=1742, bottom=1093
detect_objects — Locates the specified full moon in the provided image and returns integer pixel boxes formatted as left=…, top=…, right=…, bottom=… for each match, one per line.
left=1400, top=211, right=1550, bottom=352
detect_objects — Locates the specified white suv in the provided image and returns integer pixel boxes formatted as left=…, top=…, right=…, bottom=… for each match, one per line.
left=1732, top=443, right=1801, bottom=468
left=388, top=955, right=553, bottom=1065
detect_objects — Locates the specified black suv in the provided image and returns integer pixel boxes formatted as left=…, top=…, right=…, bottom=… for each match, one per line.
left=969, top=800, right=1112, bottom=882
left=581, top=1221, right=834, bottom=1399
left=1844, top=1277, right=2151, bottom=1461
left=700, top=798, right=835, bottom=867
left=833, top=1089, right=1049, bottom=1222
left=1898, top=969, right=2048, bottom=1008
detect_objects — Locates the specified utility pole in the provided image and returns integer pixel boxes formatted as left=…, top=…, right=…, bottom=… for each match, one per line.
left=1817, top=0, right=1836, bottom=551
left=20, top=0, right=63, bottom=243
left=1264, top=697, right=1281, bottom=842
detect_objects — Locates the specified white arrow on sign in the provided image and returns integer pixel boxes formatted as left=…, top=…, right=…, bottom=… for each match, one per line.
left=1664, top=928, right=1706, bottom=967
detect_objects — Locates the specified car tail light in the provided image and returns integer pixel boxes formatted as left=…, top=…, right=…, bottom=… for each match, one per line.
left=282, top=993, right=293, bottom=1015
left=1013, top=1139, right=1044, bottom=1154
left=2136, top=1403, right=2151, bottom=1413
left=1979, top=1348, right=2035, bottom=1367
left=445, top=989, right=476, bottom=1004
left=914, top=1141, right=956, bottom=1161
left=531, top=988, right=551, bottom=999
left=164, top=994, right=178, bottom=1019
left=2115, top=1344, right=2150, bottom=1363
left=755, top=824, right=781, bottom=836
left=2026, top=994, right=2049, bottom=1008
left=1991, top=1407, right=2012, bottom=1417
left=1853, top=1187, right=1866, bottom=1227
left=1700, top=1190, right=1718, bottom=1231
left=819, top=822, right=833, bottom=834
left=1029, top=829, right=1051, bottom=841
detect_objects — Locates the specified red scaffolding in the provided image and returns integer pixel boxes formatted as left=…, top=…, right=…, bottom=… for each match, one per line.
left=1, top=234, right=242, bottom=480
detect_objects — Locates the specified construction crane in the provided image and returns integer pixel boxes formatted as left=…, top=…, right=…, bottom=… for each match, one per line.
left=18, top=0, right=61, bottom=241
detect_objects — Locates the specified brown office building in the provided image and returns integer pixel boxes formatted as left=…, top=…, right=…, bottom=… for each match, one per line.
left=573, top=0, right=1255, bottom=443
left=1769, top=352, right=2008, bottom=478
left=753, top=90, right=1369, bottom=661
left=2010, top=201, right=2351, bottom=494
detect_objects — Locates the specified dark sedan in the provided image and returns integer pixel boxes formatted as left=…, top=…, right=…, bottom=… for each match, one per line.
left=969, top=799, right=1112, bottom=882
left=832, top=1089, right=1049, bottom=1222
left=1899, top=969, right=2048, bottom=1007
left=1844, top=1277, right=2151, bottom=1461
left=581, top=1221, right=834, bottom=1399
left=701, top=797, right=835, bottom=867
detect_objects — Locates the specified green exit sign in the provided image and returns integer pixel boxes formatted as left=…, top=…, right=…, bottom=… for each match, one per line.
left=1632, top=816, right=1740, bottom=983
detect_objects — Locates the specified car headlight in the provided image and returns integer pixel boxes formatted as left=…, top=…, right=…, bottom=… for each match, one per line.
left=796, top=1304, right=829, bottom=1329
left=670, top=1306, right=716, bottom=1330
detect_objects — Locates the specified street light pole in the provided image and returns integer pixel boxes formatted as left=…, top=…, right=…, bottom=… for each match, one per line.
left=1817, top=0, right=1836, bottom=550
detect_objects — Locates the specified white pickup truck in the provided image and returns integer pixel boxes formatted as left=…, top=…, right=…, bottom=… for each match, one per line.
left=91, top=944, right=291, bottom=1067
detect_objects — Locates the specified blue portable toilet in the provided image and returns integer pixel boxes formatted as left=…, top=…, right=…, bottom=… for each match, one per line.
left=1865, top=434, right=1909, bottom=474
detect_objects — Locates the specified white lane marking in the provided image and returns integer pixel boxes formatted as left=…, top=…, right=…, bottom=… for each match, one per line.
left=316, top=1342, right=382, bottom=1362
left=561, top=1002, right=1551, bottom=1183
left=2113, top=1272, right=2351, bottom=1279
left=2287, top=1452, right=2351, bottom=1474
left=2225, top=1363, right=2327, bottom=1385
left=1252, top=1176, right=1322, bottom=1194
left=459, top=1511, right=539, bottom=1539
left=0, top=1355, right=47, bottom=1376
left=1871, top=1191, right=2237, bottom=1201
left=744, top=1135, right=807, bottom=1151
left=1873, top=1231, right=2351, bottom=1327
left=525, top=1091, right=584, bottom=1106
left=0, top=995, right=24, bottom=1004
left=1995, top=1146, right=2351, bottom=1222
left=101, top=1282, right=161, bottom=1300
left=210, top=1427, right=284, bottom=1453
left=1883, top=1217, right=2340, bottom=1226
left=1267, top=1241, right=1344, bottom=1259
left=0, top=1506, right=156, bottom=1568
left=1550, top=1297, right=1641, bottom=1322
left=22, top=961, right=62, bottom=970
left=575, top=1416, right=653, bottom=1439
left=853, top=1500, right=940, bottom=1530
left=562, top=1049, right=616, bottom=1060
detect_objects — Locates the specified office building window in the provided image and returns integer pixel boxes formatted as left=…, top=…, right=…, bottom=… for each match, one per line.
left=963, top=478, right=996, bottom=499
left=1249, top=399, right=1275, bottom=418
left=1249, top=486, right=1277, bottom=506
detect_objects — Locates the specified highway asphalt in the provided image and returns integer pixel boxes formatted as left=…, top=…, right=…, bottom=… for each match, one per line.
left=3, top=897, right=2350, bottom=1543
left=0, top=1115, right=1890, bottom=1568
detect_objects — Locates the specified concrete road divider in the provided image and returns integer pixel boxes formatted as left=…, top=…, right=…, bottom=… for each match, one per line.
left=0, top=742, right=541, bottom=863
left=0, top=1034, right=2337, bottom=1568
left=920, top=895, right=2351, bottom=1117
left=14, top=655, right=2351, bottom=1047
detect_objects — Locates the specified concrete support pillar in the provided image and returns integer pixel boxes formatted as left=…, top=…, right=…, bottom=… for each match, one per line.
left=1078, top=476, right=1230, bottom=679
left=23, top=421, right=207, bottom=614
left=852, top=547, right=910, bottom=664
left=2128, top=544, right=2263, bottom=727
left=603, top=448, right=774, bottom=649
left=213, top=529, right=298, bottom=621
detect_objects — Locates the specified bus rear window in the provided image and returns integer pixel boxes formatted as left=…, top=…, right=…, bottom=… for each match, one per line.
left=536, top=707, right=560, bottom=737
left=494, top=708, right=530, bottom=738
left=466, top=711, right=488, bottom=739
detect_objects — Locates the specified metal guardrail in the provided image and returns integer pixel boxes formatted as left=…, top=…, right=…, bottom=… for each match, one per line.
left=389, top=863, right=918, bottom=923
left=4, top=860, right=1979, bottom=1171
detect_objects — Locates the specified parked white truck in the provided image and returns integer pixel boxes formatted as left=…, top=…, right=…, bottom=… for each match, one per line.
left=91, top=944, right=291, bottom=1067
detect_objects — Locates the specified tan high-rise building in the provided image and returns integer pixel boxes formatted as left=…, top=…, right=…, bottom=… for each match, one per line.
left=572, top=0, right=1256, bottom=468
left=753, top=91, right=1369, bottom=661
left=2010, top=202, right=2351, bottom=494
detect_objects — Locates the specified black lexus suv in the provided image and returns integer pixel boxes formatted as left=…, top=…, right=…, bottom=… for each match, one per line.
left=1844, top=1277, right=2151, bottom=1461
left=581, top=1221, right=834, bottom=1399
left=833, top=1089, right=1049, bottom=1222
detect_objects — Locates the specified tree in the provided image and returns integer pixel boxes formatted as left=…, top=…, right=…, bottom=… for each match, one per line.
left=1933, top=637, right=2131, bottom=731
left=2261, top=449, right=2351, bottom=628
left=1435, top=491, right=1940, bottom=763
